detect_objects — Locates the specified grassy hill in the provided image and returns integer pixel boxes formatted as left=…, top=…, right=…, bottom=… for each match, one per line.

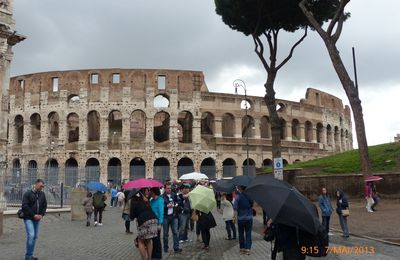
left=280, top=142, right=400, bottom=175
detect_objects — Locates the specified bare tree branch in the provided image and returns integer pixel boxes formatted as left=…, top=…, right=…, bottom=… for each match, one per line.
left=277, top=27, right=308, bottom=71
left=299, top=0, right=327, bottom=40
left=252, top=34, right=270, bottom=72
left=327, top=0, right=350, bottom=36
left=332, top=13, right=345, bottom=43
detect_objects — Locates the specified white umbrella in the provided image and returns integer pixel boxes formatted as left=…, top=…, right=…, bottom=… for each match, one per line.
left=179, top=172, right=209, bottom=180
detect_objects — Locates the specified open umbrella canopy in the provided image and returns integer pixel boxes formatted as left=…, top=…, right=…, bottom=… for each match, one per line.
left=179, top=172, right=209, bottom=180
left=244, top=175, right=320, bottom=235
left=189, top=185, right=216, bottom=214
left=213, top=179, right=236, bottom=193
left=231, top=175, right=254, bottom=187
left=126, top=188, right=141, bottom=200
left=87, top=181, right=107, bottom=192
left=123, top=178, right=163, bottom=190
left=364, top=175, right=383, bottom=182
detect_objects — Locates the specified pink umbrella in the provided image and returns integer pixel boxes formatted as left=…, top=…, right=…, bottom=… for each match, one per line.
left=123, top=178, right=163, bottom=189
left=364, top=175, right=383, bottom=182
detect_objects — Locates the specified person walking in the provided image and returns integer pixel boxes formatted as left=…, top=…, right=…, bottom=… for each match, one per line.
left=364, top=182, right=374, bottom=212
left=116, top=188, right=125, bottom=208
left=122, top=190, right=132, bottom=234
left=162, top=183, right=182, bottom=253
left=318, top=187, right=333, bottom=234
left=92, top=191, right=106, bottom=226
left=336, top=190, right=350, bottom=238
left=150, top=187, right=164, bottom=260
left=371, top=182, right=380, bottom=211
left=221, top=193, right=236, bottom=240
left=21, top=179, right=47, bottom=260
left=178, top=184, right=191, bottom=243
left=196, top=210, right=217, bottom=250
left=110, top=186, right=118, bottom=207
left=234, top=186, right=254, bottom=255
left=82, top=192, right=94, bottom=227
left=130, top=188, right=159, bottom=260
left=215, top=191, right=222, bottom=210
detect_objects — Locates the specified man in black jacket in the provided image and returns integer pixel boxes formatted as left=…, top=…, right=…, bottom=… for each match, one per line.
left=162, top=183, right=181, bottom=253
left=21, top=179, right=47, bottom=260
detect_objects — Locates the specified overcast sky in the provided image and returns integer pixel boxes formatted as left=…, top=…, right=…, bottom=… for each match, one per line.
left=10, top=0, right=400, bottom=147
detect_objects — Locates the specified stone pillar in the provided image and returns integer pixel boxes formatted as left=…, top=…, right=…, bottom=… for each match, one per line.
left=121, top=114, right=130, bottom=150
left=312, top=126, right=317, bottom=143
left=299, top=123, right=305, bottom=142
left=23, top=118, right=31, bottom=145
left=214, top=118, right=222, bottom=138
left=79, top=117, right=86, bottom=150
left=235, top=117, right=242, bottom=138
left=285, top=123, right=292, bottom=141
left=70, top=188, right=87, bottom=221
left=145, top=116, right=154, bottom=151
left=254, top=119, right=261, bottom=139
left=99, top=115, right=109, bottom=149
left=192, top=111, right=202, bottom=151
left=58, top=119, right=67, bottom=146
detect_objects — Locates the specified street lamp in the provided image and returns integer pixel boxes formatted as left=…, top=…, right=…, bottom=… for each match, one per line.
left=233, top=79, right=250, bottom=176
left=47, top=140, right=55, bottom=183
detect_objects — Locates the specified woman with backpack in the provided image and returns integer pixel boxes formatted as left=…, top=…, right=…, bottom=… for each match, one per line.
left=82, top=192, right=94, bottom=227
left=221, top=193, right=236, bottom=240
left=196, top=210, right=217, bottom=250
left=92, top=191, right=106, bottom=226
left=336, top=190, right=350, bottom=238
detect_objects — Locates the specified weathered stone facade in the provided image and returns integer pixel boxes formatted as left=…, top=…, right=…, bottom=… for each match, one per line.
left=7, top=69, right=353, bottom=185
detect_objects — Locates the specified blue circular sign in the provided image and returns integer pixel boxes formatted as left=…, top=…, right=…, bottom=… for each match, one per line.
left=275, top=162, right=281, bottom=168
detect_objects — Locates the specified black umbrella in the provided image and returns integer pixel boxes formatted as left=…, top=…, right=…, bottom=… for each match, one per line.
left=213, top=180, right=236, bottom=193
left=126, top=188, right=140, bottom=200
left=244, top=175, right=320, bottom=235
left=231, top=175, right=254, bottom=187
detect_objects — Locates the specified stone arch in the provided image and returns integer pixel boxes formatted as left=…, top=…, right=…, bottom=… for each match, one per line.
left=334, top=126, right=340, bottom=150
left=108, top=110, right=123, bottom=143
left=27, top=160, right=38, bottom=185
left=291, top=119, right=300, bottom=140
left=154, top=111, right=170, bottom=143
left=67, top=113, right=79, bottom=143
left=107, top=157, right=122, bottom=186
left=130, top=110, right=146, bottom=139
left=48, top=112, right=60, bottom=139
left=305, top=121, right=313, bottom=142
left=282, top=159, right=289, bottom=166
left=153, top=157, right=170, bottom=182
left=154, top=94, right=170, bottom=108
left=316, top=123, right=324, bottom=143
left=222, top=158, right=236, bottom=178
left=177, top=157, right=194, bottom=178
left=130, top=158, right=146, bottom=180
left=178, top=111, right=193, bottom=143
left=280, top=118, right=287, bottom=140
left=242, top=115, right=255, bottom=138
left=65, top=158, right=78, bottom=187
left=326, top=124, right=332, bottom=145
left=260, top=116, right=270, bottom=138
left=87, top=110, right=100, bottom=141
left=85, top=158, right=100, bottom=182
left=242, top=158, right=256, bottom=176
left=67, top=94, right=80, bottom=107
left=45, top=159, right=59, bottom=186
left=12, top=158, right=21, bottom=184
left=222, top=113, right=235, bottom=137
left=201, top=112, right=214, bottom=135
left=294, top=159, right=301, bottom=163
left=263, top=158, right=273, bottom=167
left=30, top=113, right=41, bottom=141
left=200, top=157, right=216, bottom=179
left=14, top=115, right=24, bottom=144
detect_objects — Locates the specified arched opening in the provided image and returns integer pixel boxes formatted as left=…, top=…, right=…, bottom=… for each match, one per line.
left=14, top=115, right=24, bottom=144
left=280, top=118, right=287, bottom=140
left=45, top=159, right=59, bottom=186
left=178, top=111, right=193, bottom=143
left=305, top=121, right=313, bottom=142
left=130, top=110, right=146, bottom=139
left=222, top=158, right=236, bottom=178
left=345, top=130, right=349, bottom=150
left=107, top=157, right=122, bottom=186
left=240, top=99, right=252, bottom=110
left=27, top=160, right=38, bottom=186
left=200, top=158, right=216, bottom=179
left=48, top=112, right=60, bottom=139
left=262, top=159, right=273, bottom=167
left=291, top=119, right=300, bottom=140
left=154, top=94, right=170, bottom=108
left=67, top=94, right=80, bottom=106
left=177, top=157, right=194, bottom=178
left=130, top=158, right=146, bottom=180
left=242, top=115, right=255, bottom=138
left=108, top=110, right=122, bottom=147
left=326, top=124, right=332, bottom=145
left=67, top=113, right=79, bottom=143
left=85, top=158, right=100, bottom=182
left=154, top=111, right=170, bottom=142
left=12, top=159, right=21, bottom=184
left=294, top=159, right=301, bottom=163
left=222, top=113, right=235, bottom=137
left=242, top=158, right=256, bottom=176
left=283, top=159, right=289, bottom=166
left=334, top=126, right=340, bottom=149
left=201, top=112, right=214, bottom=135
left=341, top=129, right=345, bottom=150
left=30, top=113, right=41, bottom=141
left=87, top=111, right=100, bottom=141
left=260, top=116, right=270, bottom=138
left=65, top=158, right=78, bottom=187
left=277, top=103, right=286, bottom=113
left=316, top=123, right=324, bottom=143
left=153, top=158, right=170, bottom=183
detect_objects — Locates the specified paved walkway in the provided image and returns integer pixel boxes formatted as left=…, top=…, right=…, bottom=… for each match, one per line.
left=1, top=205, right=399, bottom=260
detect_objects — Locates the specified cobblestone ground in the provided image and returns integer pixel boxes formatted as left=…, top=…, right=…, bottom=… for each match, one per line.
left=1, top=206, right=399, bottom=260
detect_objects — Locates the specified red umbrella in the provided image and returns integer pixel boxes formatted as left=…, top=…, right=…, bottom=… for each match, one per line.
left=364, top=175, right=383, bottom=182
left=123, top=178, right=163, bottom=189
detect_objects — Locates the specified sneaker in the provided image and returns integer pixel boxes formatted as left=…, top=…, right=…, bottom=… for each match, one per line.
left=98, top=223, right=103, bottom=226
left=185, top=239, right=192, bottom=242
left=94, top=221, right=98, bottom=226
left=179, top=240, right=185, bottom=243
left=225, top=237, right=231, bottom=240
left=367, top=209, right=373, bottom=213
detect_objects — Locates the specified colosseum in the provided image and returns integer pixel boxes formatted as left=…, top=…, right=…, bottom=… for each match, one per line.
left=6, top=69, right=353, bottom=187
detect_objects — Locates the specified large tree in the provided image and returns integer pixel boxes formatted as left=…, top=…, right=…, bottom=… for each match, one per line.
left=215, top=0, right=338, bottom=168
left=299, top=0, right=372, bottom=177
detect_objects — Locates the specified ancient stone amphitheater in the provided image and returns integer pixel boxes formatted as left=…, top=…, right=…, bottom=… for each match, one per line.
left=7, top=69, right=352, bottom=186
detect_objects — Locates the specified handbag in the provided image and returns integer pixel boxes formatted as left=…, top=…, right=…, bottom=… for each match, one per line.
left=191, top=211, right=198, bottom=222
left=17, top=209, right=24, bottom=219
left=263, top=226, right=275, bottom=242
left=341, top=209, right=350, bottom=217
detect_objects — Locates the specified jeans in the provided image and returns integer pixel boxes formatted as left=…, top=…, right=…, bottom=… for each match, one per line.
left=163, top=215, right=179, bottom=252
left=152, top=230, right=162, bottom=260
left=338, top=214, right=349, bottom=237
left=178, top=213, right=190, bottom=241
left=94, top=208, right=103, bottom=223
left=86, top=212, right=93, bottom=224
left=24, top=219, right=40, bottom=257
left=321, top=216, right=330, bottom=233
left=238, top=219, right=253, bottom=250
left=225, top=220, right=236, bottom=239
left=201, top=228, right=211, bottom=246
left=110, top=197, right=117, bottom=207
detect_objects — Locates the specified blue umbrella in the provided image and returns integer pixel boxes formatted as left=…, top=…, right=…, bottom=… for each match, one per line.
left=87, top=181, right=107, bottom=192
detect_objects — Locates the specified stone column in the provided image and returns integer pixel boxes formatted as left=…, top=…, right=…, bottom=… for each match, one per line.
left=312, top=126, right=317, bottom=143
left=23, top=118, right=31, bottom=145
left=214, top=117, right=222, bottom=138
left=192, top=112, right=202, bottom=151
left=254, top=119, right=261, bottom=139
left=145, top=116, right=154, bottom=151
left=299, top=123, right=305, bottom=142
left=99, top=115, right=109, bottom=149
left=121, top=114, right=130, bottom=150
left=235, top=117, right=242, bottom=138
left=285, top=123, right=292, bottom=141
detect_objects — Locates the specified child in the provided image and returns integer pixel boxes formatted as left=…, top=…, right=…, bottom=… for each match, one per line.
left=82, top=192, right=94, bottom=226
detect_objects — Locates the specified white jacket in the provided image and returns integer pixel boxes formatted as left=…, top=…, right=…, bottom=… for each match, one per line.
left=221, top=199, right=234, bottom=221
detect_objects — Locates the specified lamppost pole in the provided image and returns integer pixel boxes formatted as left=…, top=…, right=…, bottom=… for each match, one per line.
left=234, top=79, right=250, bottom=176
left=48, top=140, right=54, bottom=182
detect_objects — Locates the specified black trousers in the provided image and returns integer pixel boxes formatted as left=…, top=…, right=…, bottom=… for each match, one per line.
left=152, top=230, right=162, bottom=259
left=201, top=228, right=211, bottom=246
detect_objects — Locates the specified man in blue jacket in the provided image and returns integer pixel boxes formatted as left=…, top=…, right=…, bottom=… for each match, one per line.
left=21, top=179, right=47, bottom=260
left=318, top=187, right=333, bottom=235
left=162, top=183, right=182, bottom=253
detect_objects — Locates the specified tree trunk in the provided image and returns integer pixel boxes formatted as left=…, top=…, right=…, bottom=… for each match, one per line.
left=323, top=38, right=372, bottom=176
left=263, top=70, right=282, bottom=168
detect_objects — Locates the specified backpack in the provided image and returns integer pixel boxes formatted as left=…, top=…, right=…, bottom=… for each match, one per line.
left=298, top=224, right=329, bottom=257
left=93, top=192, right=105, bottom=209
